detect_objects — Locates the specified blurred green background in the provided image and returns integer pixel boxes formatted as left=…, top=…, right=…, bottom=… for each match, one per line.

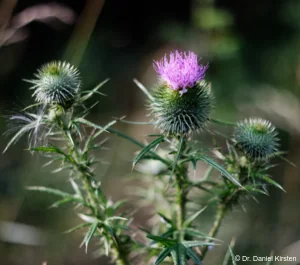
left=1, top=0, right=300, bottom=264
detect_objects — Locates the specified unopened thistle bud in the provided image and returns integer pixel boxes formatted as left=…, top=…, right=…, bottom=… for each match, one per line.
left=150, top=50, right=212, bottom=135
left=28, top=61, right=80, bottom=108
left=234, top=118, right=279, bottom=160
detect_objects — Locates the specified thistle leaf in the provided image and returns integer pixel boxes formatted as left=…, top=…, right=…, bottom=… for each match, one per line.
left=75, top=118, right=106, bottom=131
left=211, top=118, right=236, bottom=127
left=49, top=197, right=82, bottom=208
left=78, top=79, right=109, bottom=103
left=146, top=234, right=176, bottom=247
left=157, top=212, right=174, bottom=227
left=103, top=223, right=115, bottom=237
left=170, top=244, right=187, bottom=265
left=154, top=247, right=172, bottom=265
left=133, top=78, right=153, bottom=100
left=182, top=240, right=216, bottom=248
left=70, top=178, right=83, bottom=198
left=105, top=216, right=128, bottom=222
left=244, top=185, right=268, bottom=195
left=186, top=247, right=202, bottom=265
left=185, top=228, right=221, bottom=241
left=91, top=120, right=117, bottom=142
left=104, top=238, right=110, bottom=256
left=198, top=155, right=242, bottom=187
left=30, top=145, right=66, bottom=155
left=183, top=206, right=207, bottom=228
left=107, top=127, right=170, bottom=166
left=64, top=223, right=90, bottom=234
left=80, top=222, right=98, bottom=252
left=118, top=118, right=155, bottom=125
left=133, top=136, right=165, bottom=167
left=27, top=186, right=71, bottom=197
left=160, top=229, right=176, bottom=239
left=260, top=175, right=285, bottom=192
left=30, top=145, right=76, bottom=165
left=78, top=213, right=99, bottom=223
left=21, top=102, right=44, bottom=111
left=112, top=200, right=127, bottom=211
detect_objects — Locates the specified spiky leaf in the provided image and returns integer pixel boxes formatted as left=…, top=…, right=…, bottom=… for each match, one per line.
left=64, top=223, right=90, bottom=234
left=133, top=136, right=165, bottom=166
left=182, top=240, right=215, bottom=248
left=158, top=212, right=174, bottom=227
left=183, top=207, right=207, bottom=228
left=27, top=186, right=72, bottom=197
left=259, top=175, right=285, bottom=191
left=80, top=222, right=98, bottom=252
left=198, top=155, right=242, bottom=187
left=154, top=248, right=172, bottom=265
left=186, top=247, right=202, bottom=265
left=170, top=244, right=187, bottom=265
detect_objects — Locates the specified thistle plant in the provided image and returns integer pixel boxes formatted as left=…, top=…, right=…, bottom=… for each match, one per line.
left=126, top=50, right=285, bottom=264
left=4, top=61, right=133, bottom=265
left=4, top=51, right=286, bottom=265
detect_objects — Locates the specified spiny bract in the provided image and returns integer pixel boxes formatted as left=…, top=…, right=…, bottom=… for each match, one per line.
left=28, top=61, right=80, bottom=107
left=150, top=80, right=213, bottom=135
left=234, top=118, right=279, bottom=160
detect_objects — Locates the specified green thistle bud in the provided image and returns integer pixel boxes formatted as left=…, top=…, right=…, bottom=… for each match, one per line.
left=150, top=80, right=213, bottom=135
left=233, top=118, right=279, bottom=160
left=28, top=61, right=80, bottom=108
left=48, top=105, right=64, bottom=121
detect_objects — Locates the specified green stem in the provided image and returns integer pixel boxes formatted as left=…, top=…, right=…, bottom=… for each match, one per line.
left=59, top=117, right=129, bottom=265
left=174, top=137, right=187, bottom=242
left=79, top=168, right=129, bottom=265
left=175, top=173, right=186, bottom=242
left=79, top=169, right=100, bottom=215
left=111, top=233, right=129, bottom=265
left=201, top=203, right=227, bottom=259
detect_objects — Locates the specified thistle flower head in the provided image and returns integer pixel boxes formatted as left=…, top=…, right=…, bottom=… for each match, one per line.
left=234, top=118, right=279, bottom=160
left=28, top=61, right=80, bottom=107
left=150, top=80, right=213, bottom=136
left=153, top=50, right=208, bottom=95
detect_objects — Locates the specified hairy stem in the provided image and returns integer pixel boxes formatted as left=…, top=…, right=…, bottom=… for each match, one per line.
left=201, top=203, right=227, bottom=258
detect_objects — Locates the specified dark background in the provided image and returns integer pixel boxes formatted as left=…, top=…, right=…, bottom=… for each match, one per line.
left=1, top=0, right=300, bottom=264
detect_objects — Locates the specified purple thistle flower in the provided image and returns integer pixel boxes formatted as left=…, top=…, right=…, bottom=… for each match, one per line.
left=153, top=50, right=208, bottom=95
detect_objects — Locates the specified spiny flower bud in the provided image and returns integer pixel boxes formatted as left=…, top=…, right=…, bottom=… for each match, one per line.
left=48, top=105, right=64, bottom=121
left=234, top=118, right=279, bottom=160
left=150, top=50, right=212, bottom=136
left=28, top=61, right=80, bottom=108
